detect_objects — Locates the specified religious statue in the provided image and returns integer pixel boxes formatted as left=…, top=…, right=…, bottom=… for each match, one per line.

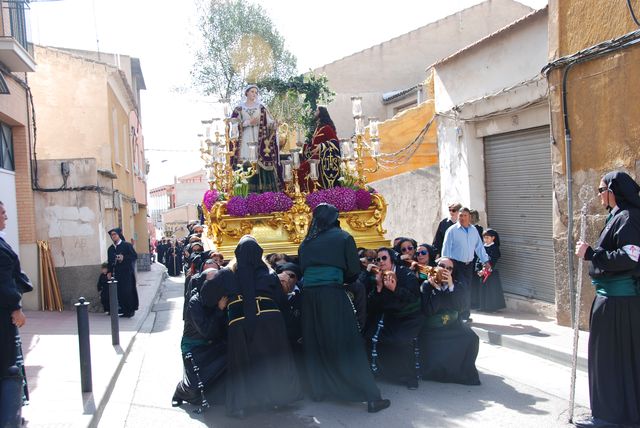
left=298, top=106, right=341, bottom=192
left=230, top=84, right=282, bottom=193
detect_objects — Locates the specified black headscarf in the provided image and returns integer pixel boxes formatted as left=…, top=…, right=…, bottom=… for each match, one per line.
left=108, top=228, right=125, bottom=242
left=304, top=203, right=340, bottom=243
left=483, top=229, right=500, bottom=246
left=276, top=262, right=302, bottom=279
left=377, top=246, right=400, bottom=266
left=234, top=235, right=269, bottom=337
left=602, top=171, right=640, bottom=211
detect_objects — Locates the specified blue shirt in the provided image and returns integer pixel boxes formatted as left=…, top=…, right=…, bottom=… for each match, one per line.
left=441, top=223, right=489, bottom=264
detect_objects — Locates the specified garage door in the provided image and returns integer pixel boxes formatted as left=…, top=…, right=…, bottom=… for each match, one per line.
left=484, top=126, right=554, bottom=302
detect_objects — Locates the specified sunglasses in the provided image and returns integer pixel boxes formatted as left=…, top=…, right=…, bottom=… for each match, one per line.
left=597, top=186, right=609, bottom=194
left=416, top=250, right=429, bottom=256
left=366, top=257, right=375, bottom=262
left=401, top=246, right=414, bottom=253
left=285, top=272, right=297, bottom=279
left=437, top=263, right=454, bottom=272
left=375, top=255, right=389, bottom=263
left=449, top=209, right=459, bottom=213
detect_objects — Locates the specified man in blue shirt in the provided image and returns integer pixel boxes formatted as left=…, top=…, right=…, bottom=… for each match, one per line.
left=441, top=207, right=489, bottom=322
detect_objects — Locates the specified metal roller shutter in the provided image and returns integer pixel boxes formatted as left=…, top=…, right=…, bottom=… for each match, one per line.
left=484, top=126, right=555, bottom=302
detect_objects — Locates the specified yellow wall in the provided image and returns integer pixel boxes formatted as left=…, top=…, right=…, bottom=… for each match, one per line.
left=30, top=46, right=112, bottom=169
left=548, top=0, right=640, bottom=327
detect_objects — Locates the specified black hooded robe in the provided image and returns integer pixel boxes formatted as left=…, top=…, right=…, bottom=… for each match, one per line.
left=298, top=204, right=382, bottom=402
left=582, top=171, right=640, bottom=425
left=107, top=229, right=138, bottom=317
left=211, top=236, right=301, bottom=416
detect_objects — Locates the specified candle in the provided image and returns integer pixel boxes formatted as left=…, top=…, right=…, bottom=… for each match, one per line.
left=291, top=148, right=301, bottom=168
left=282, top=160, right=292, bottom=182
left=309, top=159, right=319, bottom=180
left=247, top=142, right=258, bottom=163
left=369, top=117, right=379, bottom=138
left=340, top=139, right=352, bottom=160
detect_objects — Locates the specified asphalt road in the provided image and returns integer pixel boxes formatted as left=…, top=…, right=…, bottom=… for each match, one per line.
left=99, top=275, right=590, bottom=428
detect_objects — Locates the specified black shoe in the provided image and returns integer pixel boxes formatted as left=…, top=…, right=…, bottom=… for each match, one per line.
left=573, top=416, right=621, bottom=428
left=367, top=399, right=390, bottom=413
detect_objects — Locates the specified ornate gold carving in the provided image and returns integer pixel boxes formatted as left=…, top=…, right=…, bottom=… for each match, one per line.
left=266, top=193, right=311, bottom=244
left=345, top=193, right=387, bottom=234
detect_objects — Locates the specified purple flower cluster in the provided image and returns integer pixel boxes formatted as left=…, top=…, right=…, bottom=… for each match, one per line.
left=355, top=188, right=372, bottom=210
left=226, top=192, right=293, bottom=216
left=203, top=189, right=219, bottom=211
left=306, top=187, right=359, bottom=212
left=225, top=195, right=249, bottom=216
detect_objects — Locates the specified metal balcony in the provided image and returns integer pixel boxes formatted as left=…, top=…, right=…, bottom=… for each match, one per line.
left=0, top=0, right=35, bottom=72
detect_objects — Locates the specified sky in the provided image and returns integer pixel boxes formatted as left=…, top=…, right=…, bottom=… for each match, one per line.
left=28, top=0, right=547, bottom=190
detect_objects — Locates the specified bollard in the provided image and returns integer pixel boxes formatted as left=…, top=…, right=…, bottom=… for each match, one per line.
left=108, top=279, right=120, bottom=346
left=75, top=297, right=92, bottom=393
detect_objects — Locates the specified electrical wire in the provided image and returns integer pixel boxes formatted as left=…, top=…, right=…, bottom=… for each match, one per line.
left=628, top=0, right=640, bottom=26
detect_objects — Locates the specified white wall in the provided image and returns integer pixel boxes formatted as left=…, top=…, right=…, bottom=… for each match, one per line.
left=433, top=9, right=549, bottom=222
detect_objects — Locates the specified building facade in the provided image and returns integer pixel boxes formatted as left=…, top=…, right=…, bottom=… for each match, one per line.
left=27, top=45, right=149, bottom=307
left=0, top=0, right=38, bottom=309
left=313, top=0, right=533, bottom=138
left=546, top=0, right=640, bottom=327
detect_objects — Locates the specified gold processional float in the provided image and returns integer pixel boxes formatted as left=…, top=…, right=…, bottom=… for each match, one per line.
left=201, top=97, right=390, bottom=258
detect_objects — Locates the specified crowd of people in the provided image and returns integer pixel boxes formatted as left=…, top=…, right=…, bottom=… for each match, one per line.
left=161, top=201, right=512, bottom=419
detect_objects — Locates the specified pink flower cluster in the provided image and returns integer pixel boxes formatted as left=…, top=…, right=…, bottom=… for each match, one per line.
left=306, top=187, right=370, bottom=212
left=226, top=192, right=293, bottom=217
left=203, top=189, right=219, bottom=211
left=355, top=188, right=372, bottom=210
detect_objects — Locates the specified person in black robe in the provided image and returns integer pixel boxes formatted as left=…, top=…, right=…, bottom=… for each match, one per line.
left=166, top=240, right=183, bottom=277
left=107, top=228, right=138, bottom=318
left=208, top=235, right=301, bottom=418
left=365, top=247, right=423, bottom=389
left=0, top=201, right=32, bottom=426
left=418, top=257, right=481, bottom=386
left=172, top=268, right=227, bottom=409
left=96, top=262, right=110, bottom=313
left=475, top=229, right=506, bottom=312
left=298, top=203, right=390, bottom=413
left=574, top=171, right=640, bottom=428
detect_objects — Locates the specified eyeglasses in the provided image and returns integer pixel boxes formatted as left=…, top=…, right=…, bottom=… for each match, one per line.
left=416, top=250, right=429, bottom=256
left=598, top=186, right=609, bottom=194
left=366, top=257, right=375, bottom=262
left=401, top=246, right=414, bottom=253
left=375, top=255, right=388, bottom=263
left=437, top=263, right=454, bottom=272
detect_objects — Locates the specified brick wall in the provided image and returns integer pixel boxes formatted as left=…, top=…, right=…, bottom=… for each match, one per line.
left=12, top=125, right=35, bottom=244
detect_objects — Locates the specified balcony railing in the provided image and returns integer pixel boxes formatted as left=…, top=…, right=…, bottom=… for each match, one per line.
left=1, top=0, right=31, bottom=51
left=0, top=0, right=35, bottom=71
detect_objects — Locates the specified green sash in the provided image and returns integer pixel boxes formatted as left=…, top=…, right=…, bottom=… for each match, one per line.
left=591, top=276, right=639, bottom=297
left=303, top=266, right=344, bottom=287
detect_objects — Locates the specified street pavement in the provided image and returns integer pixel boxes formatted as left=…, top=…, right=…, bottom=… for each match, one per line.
left=99, top=274, right=592, bottom=428
left=20, top=262, right=166, bottom=428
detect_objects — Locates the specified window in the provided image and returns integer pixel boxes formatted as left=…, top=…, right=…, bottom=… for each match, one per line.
left=123, top=124, right=129, bottom=171
left=0, top=123, right=14, bottom=171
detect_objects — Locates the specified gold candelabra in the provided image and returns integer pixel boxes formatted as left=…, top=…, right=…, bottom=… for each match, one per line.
left=200, top=117, right=257, bottom=195
left=344, top=97, right=382, bottom=188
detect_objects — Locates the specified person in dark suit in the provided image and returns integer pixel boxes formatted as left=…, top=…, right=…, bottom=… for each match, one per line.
left=0, top=201, right=33, bottom=426
left=432, top=202, right=461, bottom=258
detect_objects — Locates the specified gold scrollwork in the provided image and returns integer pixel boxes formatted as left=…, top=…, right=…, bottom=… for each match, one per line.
left=345, top=193, right=387, bottom=234
left=266, top=194, right=311, bottom=244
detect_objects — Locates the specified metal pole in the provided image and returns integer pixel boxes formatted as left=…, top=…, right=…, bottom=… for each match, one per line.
left=108, top=279, right=120, bottom=346
left=75, top=297, right=92, bottom=393
left=568, top=185, right=593, bottom=423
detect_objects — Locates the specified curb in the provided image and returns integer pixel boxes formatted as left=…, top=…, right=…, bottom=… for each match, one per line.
left=87, top=268, right=167, bottom=428
left=472, top=326, right=588, bottom=372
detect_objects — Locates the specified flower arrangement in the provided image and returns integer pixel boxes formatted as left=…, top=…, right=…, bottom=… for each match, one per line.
left=226, top=192, right=294, bottom=216
left=226, top=195, right=249, bottom=216
left=232, top=165, right=252, bottom=198
left=355, top=188, right=372, bottom=210
left=203, top=189, right=225, bottom=211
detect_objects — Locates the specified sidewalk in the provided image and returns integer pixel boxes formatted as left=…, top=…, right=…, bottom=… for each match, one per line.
left=20, top=262, right=167, bottom=428
left=470, top=309, right=589, bottom=371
